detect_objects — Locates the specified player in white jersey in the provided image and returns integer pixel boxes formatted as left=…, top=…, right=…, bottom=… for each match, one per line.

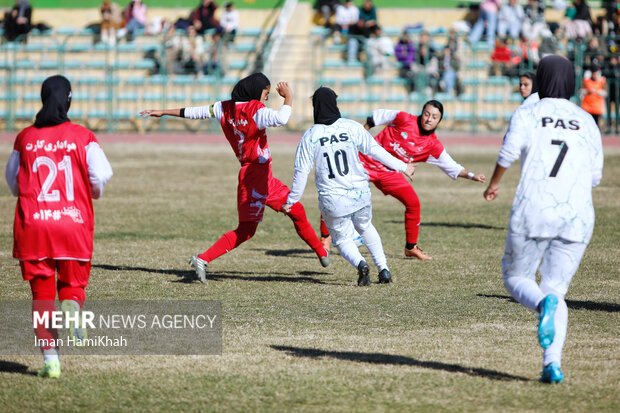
left=484, top=55, right=604, bottom=383
left=284, top=87, right=415, bottom=286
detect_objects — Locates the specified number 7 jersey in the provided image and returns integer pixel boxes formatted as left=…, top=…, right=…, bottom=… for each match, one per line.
left=8, top=122, right=113, bottom=261
left=499, top=98, right=604, bottom=243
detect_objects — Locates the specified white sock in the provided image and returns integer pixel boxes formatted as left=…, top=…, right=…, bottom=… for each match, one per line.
left=43, top=348, right=59, bottom=364
left=543, top=296, right=568, bottom=367
left=503, top=276, right=545, bottom=312
left=358, top=224, right=387, bottom=270
left=336, top=239, right=365, bottom=268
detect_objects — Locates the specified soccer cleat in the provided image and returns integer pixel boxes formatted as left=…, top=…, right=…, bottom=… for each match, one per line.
left=357, top=261, right=370, bottom=286
left=404, top=245, right=433, bottom=260
left=61, top=300, right=87, bottom=346
left=538, top=294, right=558, bottom=349
left=539, top=362, right=564, bottom=384
left=354, top=235, right=364, bottom=247
left=189, top=255, right=208, bottom=284
left=37, top=359, right=61, bottom=378
left=319, top=250, right=331, bottom=268
left=378, top=268, right=392, bottom=284
left=321, top=235, right=332, bottom=252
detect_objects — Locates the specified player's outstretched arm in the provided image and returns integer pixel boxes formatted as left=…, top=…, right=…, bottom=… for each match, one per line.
left=457, top=169, right=486, bottom=183
left=483, top=164, right=507, bottom=201
left=139, top=108, right=182, bottom=118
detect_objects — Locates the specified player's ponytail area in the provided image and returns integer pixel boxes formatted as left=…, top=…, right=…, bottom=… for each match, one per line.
left=0, top=134, right=618, bottom=411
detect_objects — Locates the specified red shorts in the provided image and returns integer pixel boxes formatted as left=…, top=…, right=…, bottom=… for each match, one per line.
left=20, top=259, right=91, bottom=287
left=366, top=168, right=411, bottom=195
left=237, top=163, right=290, bottom=223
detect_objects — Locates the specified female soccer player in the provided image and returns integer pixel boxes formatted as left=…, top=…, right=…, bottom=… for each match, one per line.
left=140, top=73, right=329, bottom=283
left=355, top=101, right=485, bottom=260
left=284, top=87, right=415, bottom=286
left=6, top=75, right=114, bottom=378
left=484, top=55, right=603, bottom=383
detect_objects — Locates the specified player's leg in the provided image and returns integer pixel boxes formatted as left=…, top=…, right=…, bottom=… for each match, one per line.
left=57, top=260, right=91, bottom=344
left=538, top=238, right=587, bottom=383
left=266, top=170, right=329, bottom=266
left=351, top=205, right=392, bottom=283
left=324, top=213, right=369, bottom=285
left=373, top=172, right=429, bottom=260
left=319, top=216, right=332, bottom=252
left=191, top=165, right=265, bottom=281
left=22, top=259, right=61, bottom=378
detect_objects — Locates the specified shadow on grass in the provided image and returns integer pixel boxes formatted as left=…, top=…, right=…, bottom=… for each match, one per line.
left=385, top=221, right=504, bottom=231
left=93, top=264, right=334, bottom=285
left=271, top=345, right=529, bottom=382
left=0, top=360, right=36, bottom=376
left=478, top=294, right=620, bottom=313
left=257, top=248, right=316, bottom=258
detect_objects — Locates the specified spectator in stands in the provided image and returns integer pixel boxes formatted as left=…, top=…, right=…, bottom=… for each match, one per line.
left=563, top=0, right=593, bottom=40
left=438, top=46, right=460, bottom=94
left=517, top=33, right=540, bottom=69
left=584, top=36, right=605, bottom=68
left=491, top=37, right=521, bottom=77
left=192, top=0, right=221, bottom=35
left=344, top=0, right=378, bottom=63
left=394, top=31, right=416, bottom=93
left=581, top=65, right=607, bottom=128
left=468, top=0, right=500, bottom=48
left=603, top=54, right=620, bottom=133
left=519, top=71, right=537, bottom=99
left=498, top=0, right=525, bottom=41
left=366, top=26, right=394, bottom=72
left=522, top=0, right=547, bottom=42
left=539, top=27, right=559, bottom=58
left=161, top=23, right=185, bottom=74
left=3, top=0, right=32, bottom=42
left=118, top=0, right=147, bottom=41
left=314, top=0, right=341, bottom=29
left=100, top=1, right=123, bottom=45
left=180, top=25, right=206, bottom=75
left=220, top=2, right=240, bottom=44
left=418, top=31, right=439, bottom=93
left=333, top=0, right=358, bottom=44
left=445, top=27, right=462, bottom=60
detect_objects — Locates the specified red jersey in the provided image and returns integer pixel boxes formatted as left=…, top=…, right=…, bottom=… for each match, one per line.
left=360, top=112, right=444, bottom=173
left=220, top=100, right=272, bottom=165
left=12, top=122, right=99, bottom=261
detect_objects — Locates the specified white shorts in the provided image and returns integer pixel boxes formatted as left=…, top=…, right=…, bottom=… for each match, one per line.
left=501, top=232, right=588, bottom=297
left=322, top=205, right=372, bottom=247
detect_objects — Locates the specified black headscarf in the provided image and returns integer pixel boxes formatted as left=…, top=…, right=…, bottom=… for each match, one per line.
left=537, top=55, right=575, bottom=100
left=231, top=72, right=270, bottom=102
left=34, top=75, right=72, bottom=128
left=521, top=71, right=538, bottom=94
left=417, top=100, right=443, bottom=136
left=312, top=87, right=341, bottom=125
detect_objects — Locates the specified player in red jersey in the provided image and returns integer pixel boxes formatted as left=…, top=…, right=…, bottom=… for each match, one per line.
left=5, top=75, right=113, bottom=378
left=321, top=100, right=485, bottom=260
left=140, top=73, right=329, bottom=282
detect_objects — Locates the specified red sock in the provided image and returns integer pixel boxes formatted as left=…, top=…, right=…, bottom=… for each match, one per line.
left=286, top=202, right=327, bottom=258
left=58, top=281, right=86, bottom=308
left=30, top=277, right=58, bottom=351
left=199, top=221, right=258, bottom=262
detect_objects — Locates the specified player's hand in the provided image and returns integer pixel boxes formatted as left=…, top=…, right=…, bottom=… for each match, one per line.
left=473, top=173, right=486, bottom=183
left=276, top=82, right=293, bottom=99
left=140, top=109, right=163, bottom=118
left=364, top=123, right=371, bottom=130
left=484, top=184, right=499, bottom=201
left=281, top=203, right=293, bottom=213
left=403, top=163, right=417, bottom=181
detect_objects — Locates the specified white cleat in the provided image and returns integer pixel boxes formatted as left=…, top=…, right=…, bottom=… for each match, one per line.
left=189, top=255, right=208, bottom=284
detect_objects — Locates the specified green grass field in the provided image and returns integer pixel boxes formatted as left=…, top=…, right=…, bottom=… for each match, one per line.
left=0, top=140, right=618, bottom=412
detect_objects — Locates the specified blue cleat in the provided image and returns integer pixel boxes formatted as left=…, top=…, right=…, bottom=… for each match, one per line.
left=539, top=362, right=564, bottom=383
left=538, top=294, right=558, bottom=349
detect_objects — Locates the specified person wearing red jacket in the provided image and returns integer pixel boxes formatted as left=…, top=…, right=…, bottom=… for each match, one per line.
left=141, top=73, right=329, bottom=283
left=343, top=101, right=485, bottom=260
left=6, top=75, right=113, bottom=378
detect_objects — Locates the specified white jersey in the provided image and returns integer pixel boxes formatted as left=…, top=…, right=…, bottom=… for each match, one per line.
left=287, top=118, right=407, bottom=217
left=498, top=98, right=603, bottom=243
